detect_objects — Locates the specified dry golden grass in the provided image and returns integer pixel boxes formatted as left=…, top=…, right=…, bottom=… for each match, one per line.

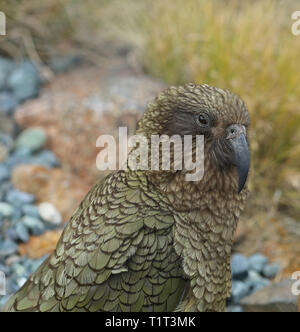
left=140, top=0, right=300, bottom=217
left=0, top=0, right=73, bottom=59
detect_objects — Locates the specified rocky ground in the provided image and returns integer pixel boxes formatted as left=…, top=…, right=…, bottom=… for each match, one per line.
left=0, top=50, right=299, bottom=311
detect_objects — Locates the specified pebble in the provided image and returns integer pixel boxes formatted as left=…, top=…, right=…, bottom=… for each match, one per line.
left=9, top=209, right=22, bottom=223
left=29, top=149, right=60, bottom=168
left=0, top=57, right=14, bottom=91
left=0, top=263, right=10, bottom=275
left=7, top=61, right=41, bottom=102
left=5, top=255, right=22, bottom=266
left=227, top=305, right=243, bottom=313
left=5, top=147, right=32, bottom=169
left=0, top=92, right=18, bottom=115
left=6, top=278, right=19, bottom=294
left=6, top=189, right=35, bottom=207
left=248, top=253, right=269, bottom=273
left=231, top=281, right=251, bottom=304
left=0, top=181, right=12, bottom=201
left=252, top=278, right=271, bottom=294
left=231, top=253, right=249, bottom=280
left=0, top=202, right=14, bottom=218
left=0, top=133, right=14, bottom=152
left=38, top=202, right=62, bottom=225
left=15, top=222, right=30, bottom=243
left=15, top=128, right=47, bottom=153
left=0, top=164, right=10, bottom=182
left=0, top=239, right=18, bottom=258
left=11, top=263, right=26, bottom=278
left=21, top=216, right=45, bottom=236
left=16, top=277, right=27, bottom=288
left=262, top=263, right=281, bottom=280
left=5, top=228, right=19, bottom=242
left=245, top=270, right=271, bottom=292
left=21, top=205, right=40, bottom=219
left=0, top=296, right=8, bottom=309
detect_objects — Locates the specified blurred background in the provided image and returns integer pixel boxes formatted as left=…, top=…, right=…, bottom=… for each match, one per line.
left=0, top=0, right=299, bottom=311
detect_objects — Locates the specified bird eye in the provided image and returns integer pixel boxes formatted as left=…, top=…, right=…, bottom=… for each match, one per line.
left=197, top=113, right=210, bottom=127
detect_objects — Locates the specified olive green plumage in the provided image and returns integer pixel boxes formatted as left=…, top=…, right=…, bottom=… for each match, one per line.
left=2, top=83, right=250, bottom=312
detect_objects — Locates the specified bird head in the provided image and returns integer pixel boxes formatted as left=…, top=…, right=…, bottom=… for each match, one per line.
left=137, top=83, right=250, bottom=194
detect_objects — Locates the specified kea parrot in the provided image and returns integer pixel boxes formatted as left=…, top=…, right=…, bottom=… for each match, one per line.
left=2, top=83, right=250, bottom=312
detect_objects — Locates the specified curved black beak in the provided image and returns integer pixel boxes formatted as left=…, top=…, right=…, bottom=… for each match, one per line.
left=226, top=124, right=250, bottom=194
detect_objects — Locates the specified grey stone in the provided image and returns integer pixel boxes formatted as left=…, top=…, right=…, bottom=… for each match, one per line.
left=21, top=204, right=40, bottom=219
left=248, top=253, right=269, bottom=273
left=15, top=222, right=30, bottom=243
left=38, top=203, right=62, bottom=225
left=0, top=92, right=18, bottom=115
left=6, top=189, right=35, bottom=207
left=11, top=263, right=26, bottom=278
left=227, top=305, right=243, bottom=312
left=231, top=281, right=251, bottom=304
left=231, top=253, right=249, bottom=280
left=0, top=296, right=9, bottom=309
left=5, top=255, right=22, bottom=266
left=0, top=214, right=3, bottom=228
left=16, top=277, right=27, bottom=288
left=252, top=279, right=272, bottom=294
left=263, top=263, right=281, bottom=279
left=0, top=164, right=10, bottom=182
left=12, top=146, right=32, bottom=158
left=241, top=279, right=299, bottom=312
left=0, top=202, right=14, bottom=218
left=0, top=57, right=14, bottom=91
left=7, top=61, right=41, bottom=102
left=10, top=209, right=22, bottom=223
left=0, top=239, right=18, bottom=257
left=0, top=263, right=10, bottom=275
left=21, top=216, right=45, bottom=236
left=6, top=277, right=20, bottom=294
left=245, top=270, right=271, bottom=293
left=5, top=228, right=19, bottom=242
left=29, top=149, right=60, bottom=168
left=0, top=133, right=14, bottom=152
left=6, top=147, right=32, bottom=168
left=15, top=127, right=47, bottom=153
left=0, top=181, right=12, bottom=201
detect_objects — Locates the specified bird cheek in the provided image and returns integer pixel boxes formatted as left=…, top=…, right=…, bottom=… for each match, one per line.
left=211, top=127, right=224, bottom=138
left=210, top=139, right=234, bottom=169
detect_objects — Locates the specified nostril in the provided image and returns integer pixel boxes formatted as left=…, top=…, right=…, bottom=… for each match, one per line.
left=226, top=124, right=244, bottom=139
